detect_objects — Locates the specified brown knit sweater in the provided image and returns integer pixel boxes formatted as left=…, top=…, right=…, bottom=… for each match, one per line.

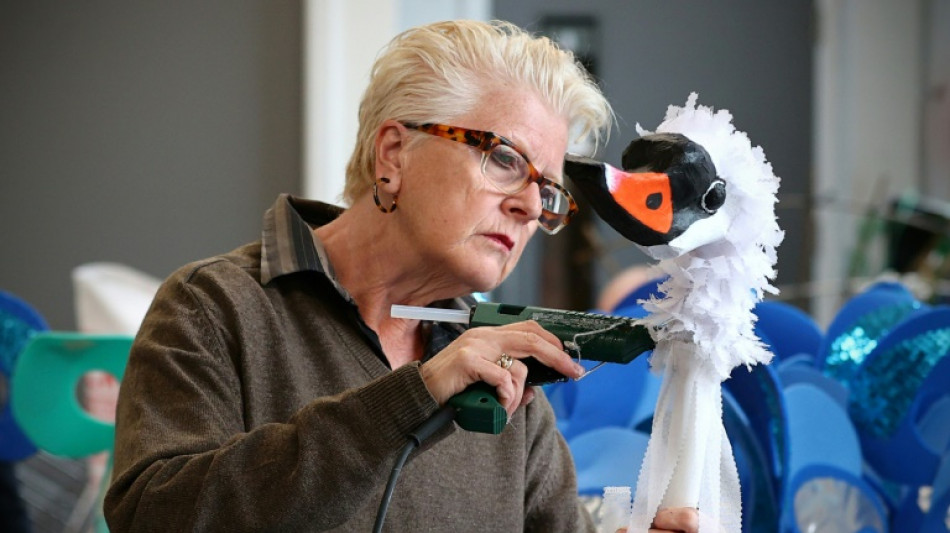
left=104, top=198, right=592, bottom=532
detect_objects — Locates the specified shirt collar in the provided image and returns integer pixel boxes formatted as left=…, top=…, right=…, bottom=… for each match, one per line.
left=260, top=194, right=344, bottom=285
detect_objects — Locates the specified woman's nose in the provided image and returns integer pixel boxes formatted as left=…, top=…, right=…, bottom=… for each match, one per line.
left=504, top=181, right=543, bottom=222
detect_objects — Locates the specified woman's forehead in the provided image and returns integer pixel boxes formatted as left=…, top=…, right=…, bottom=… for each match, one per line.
left=458, top=89, right=568, bottom=173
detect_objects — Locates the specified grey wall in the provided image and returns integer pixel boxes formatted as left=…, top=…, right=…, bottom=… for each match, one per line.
left=0, top=1, right=812, bottom=326
left=1, top=1, right=302, bottom=329
left=493, top=1, right=813, bottom=307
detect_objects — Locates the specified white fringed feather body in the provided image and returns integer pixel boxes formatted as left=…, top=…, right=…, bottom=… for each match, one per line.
left=626, top=94, right=784, bottom=532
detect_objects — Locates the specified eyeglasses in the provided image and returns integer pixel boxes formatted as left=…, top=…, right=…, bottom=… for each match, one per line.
left=401, top=122, right=578, bottom=235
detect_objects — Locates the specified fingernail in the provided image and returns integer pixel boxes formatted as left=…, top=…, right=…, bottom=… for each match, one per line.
left=574, top=363, right=586, bottom=377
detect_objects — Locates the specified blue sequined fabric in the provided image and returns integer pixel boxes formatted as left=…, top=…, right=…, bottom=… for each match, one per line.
left=0, top=308, right=37, bottom=375
left=824, top=302, right=921, bottom=385
left=848, top=327, right=950, bottom=438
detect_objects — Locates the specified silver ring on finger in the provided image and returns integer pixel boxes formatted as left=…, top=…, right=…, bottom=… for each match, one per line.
left=496, top=352, right=514, bottom=370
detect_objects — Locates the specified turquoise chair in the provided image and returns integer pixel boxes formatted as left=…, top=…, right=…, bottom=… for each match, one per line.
left=11, top=331, right=132, bottom=533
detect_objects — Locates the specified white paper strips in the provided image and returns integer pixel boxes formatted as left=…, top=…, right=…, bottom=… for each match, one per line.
left=627, top=94, right=784, bottom=532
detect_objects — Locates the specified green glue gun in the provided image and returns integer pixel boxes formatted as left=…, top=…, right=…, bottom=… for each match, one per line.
left=390, top=302, right=656, bottom=434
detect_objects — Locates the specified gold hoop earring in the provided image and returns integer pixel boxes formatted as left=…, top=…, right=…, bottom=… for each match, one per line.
left=373, top=181, right=398, bottom=213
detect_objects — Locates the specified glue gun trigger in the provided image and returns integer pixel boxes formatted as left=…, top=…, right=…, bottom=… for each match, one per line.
left=522, top=357, right=607, bottom=385
left=522, top=357, right=569, bottom=386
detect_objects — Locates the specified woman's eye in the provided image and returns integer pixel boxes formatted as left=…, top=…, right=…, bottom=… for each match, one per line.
left=489, top=146, right=522, bottom=170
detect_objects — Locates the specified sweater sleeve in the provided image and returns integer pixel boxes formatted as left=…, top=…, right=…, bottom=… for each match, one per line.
left=103, top=264, right=446, bottom=532
left=522, top=390, right=596, bottom=532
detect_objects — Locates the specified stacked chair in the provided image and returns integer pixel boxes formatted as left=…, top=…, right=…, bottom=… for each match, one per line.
left=12, top=333, right=132, bottom=533
left=553, top=278, right=950, bottom=533
left=2, top=263, right=159, bottom=532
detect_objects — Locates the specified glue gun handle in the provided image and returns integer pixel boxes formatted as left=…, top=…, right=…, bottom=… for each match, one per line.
left=447, top=382, right=508, bottom=434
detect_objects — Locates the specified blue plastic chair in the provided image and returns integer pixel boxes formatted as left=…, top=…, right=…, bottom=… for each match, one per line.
left=0, top=290, right=48, bottom=461
left=847, top=307, right=950, bottom=486
left=784, top=383, right=863, bottom=479
left=545, top=359, right=596, bottom=435
left=627, top=361, right=662, bottom=433
left=551, top=300, right=657, bottom=440
left=779, top=384, right=886, bottom=532
left=885, top=454, right=948, bottom=533
left=918, top=395, right=950, bottom=464
left=722, top=388, right=780, bottom=531
left=777, top=364, right=850, bottom=407
left=608, top=276, right=667, bottom=314
left=775, top=352, right=817, bottom=372
left=780, top=464, right=889, bottom=533
left=725, top=362, right=789, bottom=498
left=543, top=379, right=577, bottom=432
left=753, top=300, right=823, bottom=362
left=569, top=426, right=650, bottom=496
left=920, top=453, right=950, bottom=533
left=557, top=352, right=652, bottom=441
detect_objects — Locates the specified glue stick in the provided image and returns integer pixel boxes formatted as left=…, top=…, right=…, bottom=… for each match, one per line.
left=600, top=486, right=632, bottom=533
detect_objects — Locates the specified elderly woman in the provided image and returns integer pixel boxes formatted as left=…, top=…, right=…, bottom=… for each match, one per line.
left=105, top=20, right=698, bottom=532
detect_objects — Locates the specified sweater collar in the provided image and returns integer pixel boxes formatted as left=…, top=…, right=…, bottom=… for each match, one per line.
left=259, top=194, right=472, bottom=357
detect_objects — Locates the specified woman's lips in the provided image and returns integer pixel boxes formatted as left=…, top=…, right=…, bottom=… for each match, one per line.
left=484, top=233, right=514, bottom=251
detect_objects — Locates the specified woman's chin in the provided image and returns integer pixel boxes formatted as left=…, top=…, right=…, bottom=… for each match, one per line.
left=442, top=253, right=511, bottom=295
left=465, top=268, right=508, bottom=295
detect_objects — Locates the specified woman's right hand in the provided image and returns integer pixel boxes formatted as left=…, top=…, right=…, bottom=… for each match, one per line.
left=617, top=507, right=700, bottom=533
left=419, top=320, right=586, bottom=417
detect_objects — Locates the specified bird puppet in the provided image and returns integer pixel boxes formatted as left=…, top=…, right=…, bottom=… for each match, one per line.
left=565, top=93, right=784, bottom=532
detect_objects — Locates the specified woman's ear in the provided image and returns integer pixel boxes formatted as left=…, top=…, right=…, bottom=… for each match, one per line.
left=374, top=119, right=407, bottom=192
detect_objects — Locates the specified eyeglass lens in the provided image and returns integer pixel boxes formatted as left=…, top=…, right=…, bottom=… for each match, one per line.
left=482, top=144, right=531, bottom=194
left=482, top=145, right=572, bottom=233
left=540, top=186, right=571, bottom=217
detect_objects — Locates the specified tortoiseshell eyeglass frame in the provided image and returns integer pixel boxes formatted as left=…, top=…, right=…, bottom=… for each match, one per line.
left=400, top=122, right=578, bottom=234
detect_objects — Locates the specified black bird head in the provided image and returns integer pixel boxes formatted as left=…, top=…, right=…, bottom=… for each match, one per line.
left=564, top=133, right=726, bottom=249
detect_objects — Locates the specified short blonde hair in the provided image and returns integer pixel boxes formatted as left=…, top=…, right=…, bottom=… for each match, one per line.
left=342, top=19, right=613, bottom=205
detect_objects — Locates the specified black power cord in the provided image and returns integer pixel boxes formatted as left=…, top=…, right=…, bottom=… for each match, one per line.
left=372, top=405, right=457, bottom=533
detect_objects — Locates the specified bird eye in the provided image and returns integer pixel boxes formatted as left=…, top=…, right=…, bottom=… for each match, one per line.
left=702, top=179, right=727, bottom=213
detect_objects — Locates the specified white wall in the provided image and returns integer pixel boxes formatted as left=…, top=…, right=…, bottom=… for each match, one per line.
left=302, top=0, right=489, bottom=205
left=923, top=0, right=950, bottom=200
left=812, top=0, right=926, bottom=324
